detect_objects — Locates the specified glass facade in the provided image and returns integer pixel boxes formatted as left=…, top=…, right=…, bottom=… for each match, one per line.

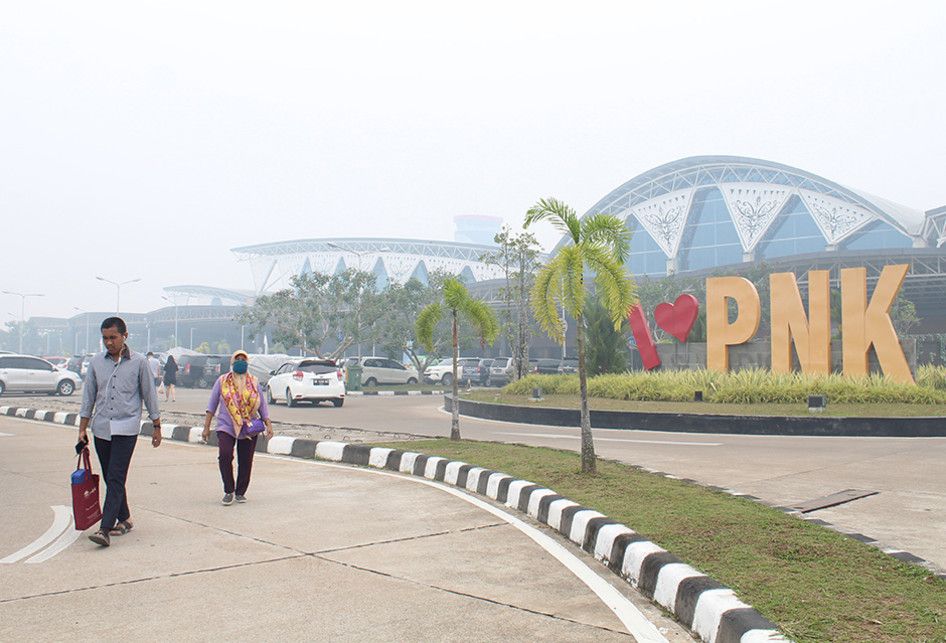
left=841, top=219, right=912, bottom=251
left=625, top=215, right=667, bottom=277
left=757, top=195, right=826, bottom=260
left=678, top=187, right=743, bottom=271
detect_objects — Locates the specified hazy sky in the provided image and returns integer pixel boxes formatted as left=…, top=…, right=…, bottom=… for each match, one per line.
left=2, top=0, right=945, bottom=322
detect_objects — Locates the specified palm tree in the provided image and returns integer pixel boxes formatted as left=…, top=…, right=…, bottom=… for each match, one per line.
left=525, top=198, right=637, bottom=473
left=416, top=277, right=499, bottom=440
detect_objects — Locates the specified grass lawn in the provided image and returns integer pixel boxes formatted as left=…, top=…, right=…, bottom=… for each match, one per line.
left=370, top=439, right=946, bottom=642
left=462, top=390, right=946, bottom=418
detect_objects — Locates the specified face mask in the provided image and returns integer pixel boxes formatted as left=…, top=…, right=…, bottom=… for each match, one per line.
left=232, top=360, right=248, bottom=374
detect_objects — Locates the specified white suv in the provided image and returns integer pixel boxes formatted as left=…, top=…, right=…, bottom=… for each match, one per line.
left=265, top=359, right=346, bottom=407
left=347, top=357, right=419, bottom=386
left=0, top=354, right=83, bottom=396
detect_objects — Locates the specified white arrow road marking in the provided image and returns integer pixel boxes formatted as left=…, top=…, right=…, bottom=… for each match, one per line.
left=0, top=432, right=13, bottom=437
left=495, top=431, right=722, bottom=447
left=1, top=505, right=71, bottom=564
left=26, top=525, right=84, bottom=563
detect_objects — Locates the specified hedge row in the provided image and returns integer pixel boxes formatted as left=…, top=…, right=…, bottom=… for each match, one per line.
left=503, top=367, right=946, bottom=405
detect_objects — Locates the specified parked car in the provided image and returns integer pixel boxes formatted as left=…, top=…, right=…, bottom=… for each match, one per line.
left=177, top=354, right=210, bottom=388
left=265, top=359, right=345, bottom=407
left=558, top=357, right=579, bottom=374
left=488, top=357, right=514, bottom=386
left=202, top=354, right=232, bottom=384
left=423, top=358, right=453, bottom=385
left=460, top=358, right=492, bottom=385
left=0, top=354, right=83, bottom=396
left=347, top=357, right=419, bottom=386
left=43, top=356, right=69, bottom=369
left=531, top=358, right=561, bottom=375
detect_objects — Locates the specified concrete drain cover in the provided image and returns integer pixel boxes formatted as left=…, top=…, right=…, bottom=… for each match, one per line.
left=792, top=489, right=879, bottom=513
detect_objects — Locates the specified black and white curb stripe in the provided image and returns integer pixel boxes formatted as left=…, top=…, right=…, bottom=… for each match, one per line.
left=349, top=390, right=443, bottom=397
left=5, top=404, right=787, bottom=643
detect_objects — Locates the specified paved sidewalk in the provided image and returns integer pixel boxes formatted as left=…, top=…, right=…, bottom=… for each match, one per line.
left=0, top=416, right=690, bottom=641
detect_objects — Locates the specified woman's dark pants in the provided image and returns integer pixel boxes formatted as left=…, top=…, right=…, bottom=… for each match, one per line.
left=216, top=431, right=258, bottom=495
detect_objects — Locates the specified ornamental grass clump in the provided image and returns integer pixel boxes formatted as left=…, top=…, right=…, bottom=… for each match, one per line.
left=502, top=368, right=946, bottom=405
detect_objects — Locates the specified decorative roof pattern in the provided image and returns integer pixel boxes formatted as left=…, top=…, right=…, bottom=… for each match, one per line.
left=558, top=156, right=934, bottom=265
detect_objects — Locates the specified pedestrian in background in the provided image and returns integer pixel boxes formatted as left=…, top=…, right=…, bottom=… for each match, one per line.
left=163, top=354, right=178, bottom=402
left=202, top=350, right=273, bottom=505
left=78, top=317, right=162, bottom=547
left=146, top=351, right=163, bottom=395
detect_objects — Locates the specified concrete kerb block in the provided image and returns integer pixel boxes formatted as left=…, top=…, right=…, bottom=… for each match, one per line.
left=423, top=456, right=446, bottom=480
left=54, top=411, right=69, bottom=424
left=399, top=452, right=420, bottom=474
left=485, top=473, right=511, bottom=500
left=594, top=523, right=634, bottom=562
left=188, top=427, right=203, bottom=443
left=526, top=489, right=556, bottom=519
left=368, top=447, right=393, bottom=468
left=569, top=509, right=606, bottom=546
left=691, top=589, right=746, bottom=643
left=622, top=541, right=666, bottom=586
left=443, top=460, right=468, bottom=485
left=266, top=435, right=295, bottom=455
left=15, top=408, right=28, bottom=418
left=315, top=441, right=345, bottom=462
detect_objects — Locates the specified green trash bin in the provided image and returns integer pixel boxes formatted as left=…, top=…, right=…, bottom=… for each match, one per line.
left=347, top=363, right=363, bottom=391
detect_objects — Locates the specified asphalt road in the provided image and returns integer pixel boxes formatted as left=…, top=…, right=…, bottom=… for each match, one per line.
left=0, top=415, right=694, bottom=642
left=7, top=387, right=946, bottom=572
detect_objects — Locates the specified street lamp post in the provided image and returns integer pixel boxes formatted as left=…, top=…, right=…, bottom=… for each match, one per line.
left=161, top=296, right=179, bottom=348
left=3, top=290, right=44, bottom=354
left=95, top=276, right=141, bottom=314
left=190, top=327, right=195, bottom=350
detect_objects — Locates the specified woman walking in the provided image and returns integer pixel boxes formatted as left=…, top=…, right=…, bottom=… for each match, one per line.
left=202, top=350, right=273, bottom=505
left=163, top=354, right=178, bottom=402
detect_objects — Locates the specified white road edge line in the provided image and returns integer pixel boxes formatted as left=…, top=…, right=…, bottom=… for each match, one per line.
left=1, top=505, right=71, bottom=564
left=259, top=453, right=669, bottom=642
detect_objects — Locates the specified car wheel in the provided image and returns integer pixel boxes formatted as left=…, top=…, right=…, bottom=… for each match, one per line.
left=406, top=377, right=417, bottom=385
left=364, top=377, right=377, bottom=387
left=332, top=398, right=344, bottom=407
left=286, top=388, right=296, bottom=408
left=441, top=373, right=453, bottom=387
left=57, top=380, right=75, bottom=396
left=198, top=377, right=209, bottom=388
left=0, top=380, right=5, bottom=396
left=267, top=385, right=275, bottom=405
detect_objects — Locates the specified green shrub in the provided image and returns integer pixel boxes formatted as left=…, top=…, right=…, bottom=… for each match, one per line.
left=502, top=368, right=946, bottom=405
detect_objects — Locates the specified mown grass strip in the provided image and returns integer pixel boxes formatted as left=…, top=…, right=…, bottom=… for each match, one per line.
left=463, top=391, right=946, bottom=418
left=371, top=438, right=946, bottom=642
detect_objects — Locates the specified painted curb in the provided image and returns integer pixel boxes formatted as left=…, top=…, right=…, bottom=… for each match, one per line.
left=448, top=394, right=946, bottom=437
left=3, top=404, right=791, bottom=643
left=349, top=390, right=444, bottom=397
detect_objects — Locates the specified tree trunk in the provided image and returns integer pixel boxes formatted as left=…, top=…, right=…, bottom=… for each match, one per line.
left=575, top=311, right=596, bottom=473
left=450, top=310, right=461, bottom=440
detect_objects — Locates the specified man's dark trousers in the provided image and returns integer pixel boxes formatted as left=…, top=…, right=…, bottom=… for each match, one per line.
left=94, top=435, right=138, bottom=530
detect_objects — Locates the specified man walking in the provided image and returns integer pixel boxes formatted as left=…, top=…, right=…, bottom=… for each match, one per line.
left=146, top=351, right=163, bottom=395
left=78, top=317, right=162, bottom=547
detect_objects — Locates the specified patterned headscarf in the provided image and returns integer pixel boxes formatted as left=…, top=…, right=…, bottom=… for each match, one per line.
left=220, top=371, right=260, bottom=437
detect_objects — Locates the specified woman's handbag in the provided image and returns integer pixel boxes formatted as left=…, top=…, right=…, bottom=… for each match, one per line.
left=244, top=417, right=266, bottom=436
left=71, top=447, right=102, bottom=530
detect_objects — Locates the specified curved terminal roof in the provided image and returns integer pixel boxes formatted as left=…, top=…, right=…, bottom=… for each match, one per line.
left=231, top=237, right=506, bottom=292
left=556, top=156, right=931, bottom=261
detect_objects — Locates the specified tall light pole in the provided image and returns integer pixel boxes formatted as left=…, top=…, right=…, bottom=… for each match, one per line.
left=95, top=276, right=140, bottom=314
left=161, top=296, right=179, bottom=348
left=3, top=290, right=44, bottom=354
left=73, top=307, right=91, bottom=354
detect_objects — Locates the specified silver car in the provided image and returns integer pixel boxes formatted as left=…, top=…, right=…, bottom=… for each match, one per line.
left=0, top=354, right=83, bottom=396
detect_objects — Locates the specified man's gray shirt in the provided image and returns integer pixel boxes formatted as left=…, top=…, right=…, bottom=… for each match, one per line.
left=80, top=348, right=161, bottom=440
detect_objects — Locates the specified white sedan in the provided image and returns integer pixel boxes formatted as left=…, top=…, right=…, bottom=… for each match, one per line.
left=264, top=359, right=346, bottom=407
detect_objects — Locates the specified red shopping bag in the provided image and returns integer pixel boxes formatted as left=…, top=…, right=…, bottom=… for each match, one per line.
left=71, top=447, right=102, bottom=530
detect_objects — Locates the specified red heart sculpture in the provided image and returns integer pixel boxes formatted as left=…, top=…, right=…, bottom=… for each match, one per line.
left=653, top=294, right=699, bottom=343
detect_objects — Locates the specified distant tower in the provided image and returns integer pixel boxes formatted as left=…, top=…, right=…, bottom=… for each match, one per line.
left=454, top=215, right=502, bottom=246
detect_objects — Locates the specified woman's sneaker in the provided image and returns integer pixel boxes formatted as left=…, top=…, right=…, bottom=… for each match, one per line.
left=222, top=493, right=234, bottom=506
left=235, top=495, right=247, bottom=503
